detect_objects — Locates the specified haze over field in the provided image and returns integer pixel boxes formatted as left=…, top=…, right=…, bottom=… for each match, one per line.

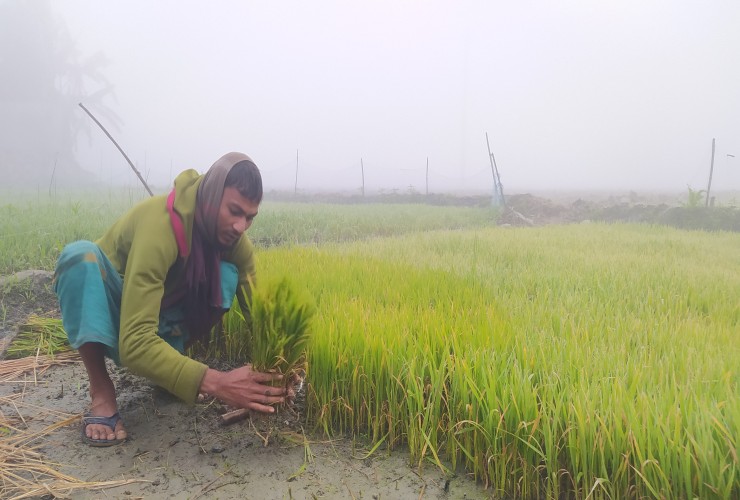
left=2, top=0, right=740, bottom=194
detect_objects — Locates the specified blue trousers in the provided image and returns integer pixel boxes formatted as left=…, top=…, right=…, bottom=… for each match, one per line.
left=54, top=240, right=238, bottom=364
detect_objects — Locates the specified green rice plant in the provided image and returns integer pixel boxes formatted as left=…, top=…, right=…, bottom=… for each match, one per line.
left=5, top=316, right=69, bottom=359
left=246, top=276, right=315, bottom=388
left=0, top=190, right=149, bottom=275
left=255, top=223, right=739, bottom=499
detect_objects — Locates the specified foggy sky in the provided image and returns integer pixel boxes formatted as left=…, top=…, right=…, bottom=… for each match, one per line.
left=53, top=0, right=740, bottom=193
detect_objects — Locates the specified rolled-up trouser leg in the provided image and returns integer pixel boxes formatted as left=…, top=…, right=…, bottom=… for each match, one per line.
left=54, top=240, right=123, bottom=364
left=55, top=242, right=242, bottom=361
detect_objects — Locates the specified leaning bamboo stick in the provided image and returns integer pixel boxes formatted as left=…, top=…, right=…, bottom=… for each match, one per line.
left=78, top=102, right=153, bottom=196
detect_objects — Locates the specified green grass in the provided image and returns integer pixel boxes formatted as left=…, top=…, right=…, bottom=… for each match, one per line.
left=0, top=194, right=497, bottom=274
left=0, top=190, right=149, bottom=274
left=248, top=201, right=498, bottom=247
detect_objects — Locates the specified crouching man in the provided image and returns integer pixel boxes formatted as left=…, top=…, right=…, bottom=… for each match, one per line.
left=55, top=152, right=285, bottom=446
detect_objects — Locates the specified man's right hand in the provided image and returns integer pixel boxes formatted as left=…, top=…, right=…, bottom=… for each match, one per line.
left=200, top=364, right=286, bottom=413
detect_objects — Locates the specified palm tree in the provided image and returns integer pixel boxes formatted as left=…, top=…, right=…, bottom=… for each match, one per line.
left=0, top=0, right=118, bottom=188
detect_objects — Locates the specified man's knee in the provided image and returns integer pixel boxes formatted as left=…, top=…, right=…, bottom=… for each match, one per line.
left=56, top=240, right=99, bottom=273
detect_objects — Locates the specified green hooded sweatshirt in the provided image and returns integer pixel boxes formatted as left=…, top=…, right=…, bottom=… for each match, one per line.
left=96, top=169, right=256, bottom=403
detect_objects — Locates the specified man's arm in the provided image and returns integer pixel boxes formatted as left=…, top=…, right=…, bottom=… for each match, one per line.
left=117, top=214, right=208, bottom=403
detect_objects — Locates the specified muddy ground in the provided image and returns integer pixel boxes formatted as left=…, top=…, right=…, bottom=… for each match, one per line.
left=1, top=362, right=487, bottom=499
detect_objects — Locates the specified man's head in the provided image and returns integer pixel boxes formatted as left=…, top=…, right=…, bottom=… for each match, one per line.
left=224, top=160, right=263, bottom=204
left=197, top=152, right=263, bottom=248
left=216, top=159, right=263, bottom=247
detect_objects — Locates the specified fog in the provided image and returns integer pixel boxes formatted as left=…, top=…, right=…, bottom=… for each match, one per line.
left=3, top=0, right=740, bottom=195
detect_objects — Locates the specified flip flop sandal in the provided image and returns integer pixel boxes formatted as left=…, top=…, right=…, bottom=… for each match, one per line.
left=81, top=412, right=126, bottom=447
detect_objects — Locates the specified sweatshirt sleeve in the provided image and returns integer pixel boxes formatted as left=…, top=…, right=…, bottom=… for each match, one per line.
left=117, top=211, right=207, bottom=404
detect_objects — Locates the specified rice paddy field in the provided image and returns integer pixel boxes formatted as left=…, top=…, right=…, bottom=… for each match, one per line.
left=1, top=191, right=739, bottom=499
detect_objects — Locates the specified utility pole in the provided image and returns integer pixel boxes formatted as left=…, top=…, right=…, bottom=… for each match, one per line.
left=705, top=138, right=715, bottom=207
left=486, top=132, right=505, bottom=207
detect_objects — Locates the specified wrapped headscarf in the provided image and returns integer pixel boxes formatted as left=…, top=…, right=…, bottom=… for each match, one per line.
left=176, top=152, right=256, bottom=341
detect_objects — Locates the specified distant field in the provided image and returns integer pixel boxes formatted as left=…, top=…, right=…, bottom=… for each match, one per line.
left=0, top=193, right=497, bottom=274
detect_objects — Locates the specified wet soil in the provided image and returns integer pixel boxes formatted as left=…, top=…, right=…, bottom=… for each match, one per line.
left=1, top=362, right=486, bottom=499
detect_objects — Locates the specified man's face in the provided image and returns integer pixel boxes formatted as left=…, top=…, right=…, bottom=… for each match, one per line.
left=216, top=186, right=259, bottom=247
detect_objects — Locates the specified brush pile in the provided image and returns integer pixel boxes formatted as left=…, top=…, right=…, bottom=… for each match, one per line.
left=0, top=354, right=142, bottom=499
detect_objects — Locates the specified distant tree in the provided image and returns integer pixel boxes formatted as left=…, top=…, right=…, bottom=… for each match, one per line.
left=0, top=0, right=117, bottom=188
left=683, top=185, right=705, bottom=208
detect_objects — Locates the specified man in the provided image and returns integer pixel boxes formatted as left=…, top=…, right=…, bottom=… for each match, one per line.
left=55, top=152, right=286, bottom=447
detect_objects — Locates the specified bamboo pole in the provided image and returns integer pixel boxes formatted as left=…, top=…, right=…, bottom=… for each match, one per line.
left=486, top=132, right=505, bottom=207
left=78, top=103, right=153, bottom=197
left=294, top=149, right=299, bottom=195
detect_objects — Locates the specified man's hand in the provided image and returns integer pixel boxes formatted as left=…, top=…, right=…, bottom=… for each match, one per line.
left=200, top=364, right=286, bottom=413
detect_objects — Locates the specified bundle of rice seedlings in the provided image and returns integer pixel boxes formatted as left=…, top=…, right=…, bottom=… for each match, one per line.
left=5, top=315, right=70, bottom=359
left=247, top=276, right=315, bottom=399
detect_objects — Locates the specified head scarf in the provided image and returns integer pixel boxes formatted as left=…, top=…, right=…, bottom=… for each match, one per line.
left=182, top=152, right=256, bottom=341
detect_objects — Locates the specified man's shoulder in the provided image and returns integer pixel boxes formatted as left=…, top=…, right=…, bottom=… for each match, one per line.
left=128, top=194, right=169, bottom=220
left=173, top=170, right=203, bottom=217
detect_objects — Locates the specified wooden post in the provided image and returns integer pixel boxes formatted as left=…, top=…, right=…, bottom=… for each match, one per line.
left=426, top=157, right=429, bottom=196
left=48, top=156, right=57, bottom=197
left=221, top=408, right=250, bottom=425
left=486, top=132, right=504, bottom=207
left=361, top=158, right=365, bottom=197
left=294, top=149, right=299, bottom=195
left=705, top=138, right=715, bottom=207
